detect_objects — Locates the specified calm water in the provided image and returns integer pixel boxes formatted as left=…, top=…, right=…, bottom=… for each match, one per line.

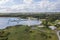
left=0, top=17, right=42, bottom=29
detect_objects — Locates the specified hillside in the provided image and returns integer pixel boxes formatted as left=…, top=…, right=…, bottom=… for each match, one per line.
left=0, top=25, right=58, bottom=40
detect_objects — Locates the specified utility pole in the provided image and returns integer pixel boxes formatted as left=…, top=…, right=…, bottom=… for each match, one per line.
left=28, top=17, right=31, bottom=26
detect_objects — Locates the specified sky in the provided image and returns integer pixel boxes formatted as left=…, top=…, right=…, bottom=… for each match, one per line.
left=0, top=0, right=60, bottom=13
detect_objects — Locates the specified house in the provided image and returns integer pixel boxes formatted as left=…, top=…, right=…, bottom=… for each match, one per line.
left=38, top=25, right=44, bottom=27
left=49, top=26, right=57, bottom=30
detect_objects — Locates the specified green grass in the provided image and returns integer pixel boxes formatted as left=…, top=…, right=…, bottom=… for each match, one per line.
left=0, top=25, right=58, bottom=40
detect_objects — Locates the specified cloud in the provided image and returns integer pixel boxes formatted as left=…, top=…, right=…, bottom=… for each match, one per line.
left=0, top=0, right=60, bottom=13
left=23, top=0, right=33, bottom=4
left=11, top=4, right=25, bottom=10
left=0, top=0, right=9, bottom=4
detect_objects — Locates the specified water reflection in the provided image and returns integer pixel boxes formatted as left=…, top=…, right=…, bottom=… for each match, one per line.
left=0, top=17, right=42, bottom=29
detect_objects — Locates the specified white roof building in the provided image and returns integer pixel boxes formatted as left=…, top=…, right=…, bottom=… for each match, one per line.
left=49, top=26, right=56, bottom=30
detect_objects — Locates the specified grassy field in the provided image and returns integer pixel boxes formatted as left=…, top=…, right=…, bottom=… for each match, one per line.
left=0, top=25, right=58, bottom=40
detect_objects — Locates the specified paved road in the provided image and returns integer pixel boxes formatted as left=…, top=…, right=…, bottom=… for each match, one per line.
left=56, top=31, right=60, bottom=40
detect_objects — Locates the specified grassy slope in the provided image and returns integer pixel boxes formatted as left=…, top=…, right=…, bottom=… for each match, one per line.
left=2, top=25, right=58, bottom=40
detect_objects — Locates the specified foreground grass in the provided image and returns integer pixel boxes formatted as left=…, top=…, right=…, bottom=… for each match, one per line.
left=0, top=25, right=58, bottom=40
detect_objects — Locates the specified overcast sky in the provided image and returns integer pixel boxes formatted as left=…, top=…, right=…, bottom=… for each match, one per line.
left=0, top=0, right=60, bottom=13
